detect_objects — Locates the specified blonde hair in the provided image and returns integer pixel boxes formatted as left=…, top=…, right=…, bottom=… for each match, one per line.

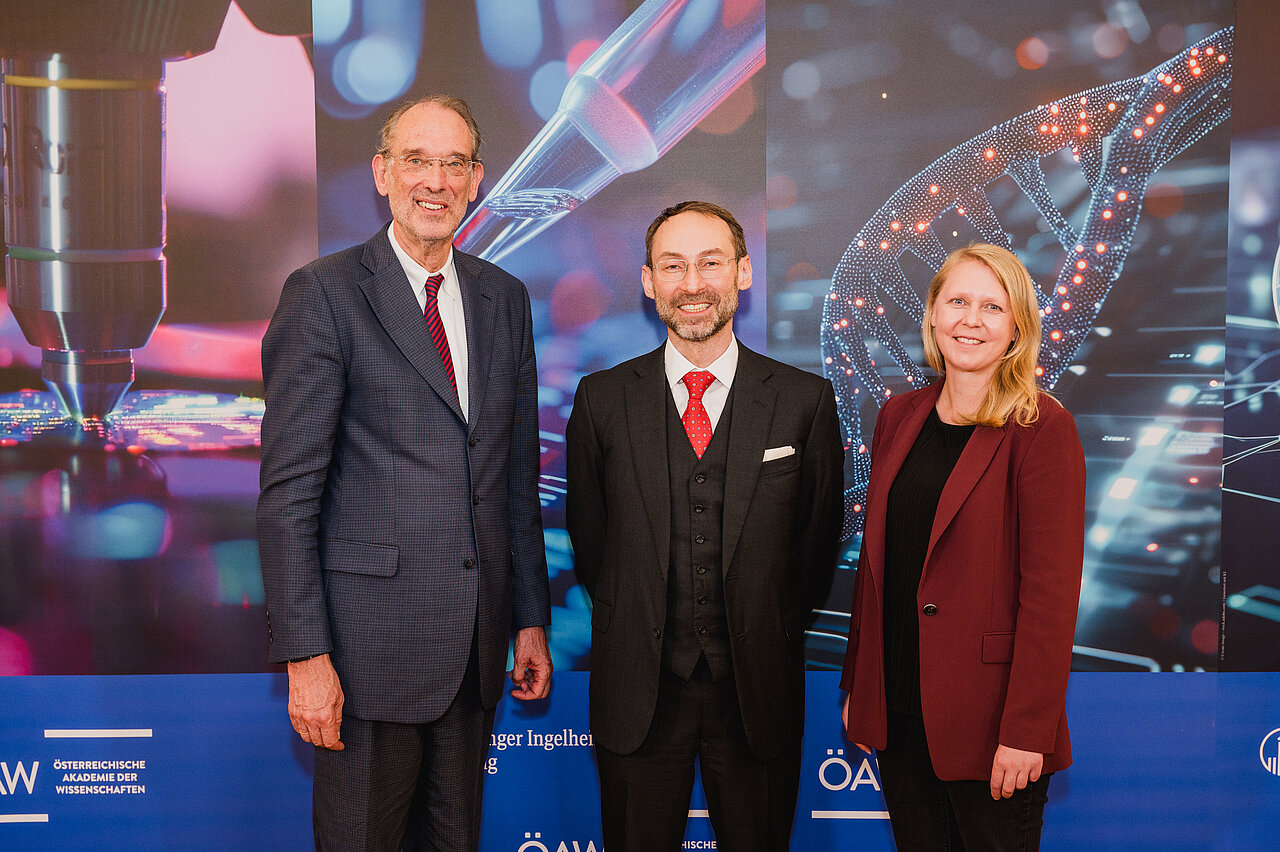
left=921, top=244, right=1048, bottom=428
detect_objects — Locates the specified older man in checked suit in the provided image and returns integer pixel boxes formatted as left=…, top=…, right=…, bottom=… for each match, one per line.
left=258, top=95, right=551, bottom=851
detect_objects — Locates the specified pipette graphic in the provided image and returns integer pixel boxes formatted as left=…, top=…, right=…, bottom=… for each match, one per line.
left=456, top=0, right=764, bottom=263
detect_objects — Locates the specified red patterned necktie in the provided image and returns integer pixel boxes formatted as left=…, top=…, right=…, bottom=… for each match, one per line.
left=424, top=273, right=456, bottom=392
left=682, top=370, right=715, bottom=458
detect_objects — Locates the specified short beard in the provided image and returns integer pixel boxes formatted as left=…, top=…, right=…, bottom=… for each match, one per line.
left=655, top=275, right=739, bottom=343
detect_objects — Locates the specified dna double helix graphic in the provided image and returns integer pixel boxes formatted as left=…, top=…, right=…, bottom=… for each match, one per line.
left=822, top=28, right=1233, bottom=538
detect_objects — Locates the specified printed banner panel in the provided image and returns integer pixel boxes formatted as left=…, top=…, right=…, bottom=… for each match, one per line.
left=3, top=672, right=1279, bottom=850
left=766, top=0, right=1233, bottom=674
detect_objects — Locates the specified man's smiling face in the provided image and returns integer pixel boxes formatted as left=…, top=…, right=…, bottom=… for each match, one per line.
left=373, top=102, right=483, bottom=268
left=642, top=211, right=751, bottom=349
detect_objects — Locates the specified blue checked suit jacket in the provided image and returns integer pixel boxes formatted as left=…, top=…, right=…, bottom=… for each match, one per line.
left=258, top=226, right=550, bottom=724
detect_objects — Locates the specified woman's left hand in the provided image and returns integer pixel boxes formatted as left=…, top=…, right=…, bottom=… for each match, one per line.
left=989, top=744, right=1043, bottom=800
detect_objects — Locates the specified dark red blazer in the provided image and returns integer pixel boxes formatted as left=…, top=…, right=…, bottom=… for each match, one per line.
left=840, top=381, right=1086, bottom=781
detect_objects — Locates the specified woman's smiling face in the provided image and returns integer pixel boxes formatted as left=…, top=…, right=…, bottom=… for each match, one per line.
left=930, top=259, right=1017, bottom=383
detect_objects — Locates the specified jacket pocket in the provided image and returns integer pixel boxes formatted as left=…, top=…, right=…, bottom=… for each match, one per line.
left=319, top=538, right=399, bottom=577
left=982, top=631, right=1015, bottom=663
left=782, top=604, right=806, bottom=643
left=758, top=454, right=801, bottom=477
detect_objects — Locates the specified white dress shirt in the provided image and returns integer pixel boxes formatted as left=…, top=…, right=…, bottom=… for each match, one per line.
left=387, top=223, right=470, bottom=421
left=663, top=337, right=739, bottom=431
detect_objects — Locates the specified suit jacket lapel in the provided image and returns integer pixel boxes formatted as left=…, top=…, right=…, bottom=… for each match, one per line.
left=455, top=251, right=493, bottom=432
left=923, top=422, right=1006, bottom=579
left=359, top=229, right=465, bottom=422
left=721, top=346, right=774, bottom=574
left=625, top=347, right=672, bottom=584
left=862, top=383, right=940, bottom=577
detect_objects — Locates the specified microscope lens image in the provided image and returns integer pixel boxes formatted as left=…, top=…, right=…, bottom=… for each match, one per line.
left=0, top=1, right=313, bottom=675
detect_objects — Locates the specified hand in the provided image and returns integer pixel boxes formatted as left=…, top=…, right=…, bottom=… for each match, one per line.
left=509, top=626, right=552, bottom=700
left=287, top=654, right=345, bottom=751
left=841, top=693, right=872, bottom=754
left=989, top=744, right=1043, bottom=799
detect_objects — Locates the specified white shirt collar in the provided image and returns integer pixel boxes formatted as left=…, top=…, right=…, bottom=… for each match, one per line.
left=663, top=336, right=739, bottom=391
left=386, top=222, right=460, bottom=304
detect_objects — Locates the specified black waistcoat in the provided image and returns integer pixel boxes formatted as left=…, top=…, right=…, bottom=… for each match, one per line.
left=662, top=387, right=733, bottom=681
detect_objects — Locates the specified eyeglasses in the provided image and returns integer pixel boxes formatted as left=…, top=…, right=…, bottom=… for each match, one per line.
left=650, top=255, right=739, bottom=281
left=381, top=152, right=479, bottom=178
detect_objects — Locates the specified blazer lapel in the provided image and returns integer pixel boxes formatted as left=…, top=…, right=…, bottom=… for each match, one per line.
left=862, top=383, right=940, bottom=575
left=625, top=347, right=673, bottom=584
left=359, top=230, right=465, bottom=422
left=456, top=251, right=493, bottom=432
left=721, top=346, right=775, bottom=574
left=923, top=423, right=1007, bottom=578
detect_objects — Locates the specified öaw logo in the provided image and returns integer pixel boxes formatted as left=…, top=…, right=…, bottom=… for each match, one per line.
left=517, top=831, right=601, bottom=852
left=818, top=747, right=881, bottom=792
left=0, top=761, right=39, bottom=795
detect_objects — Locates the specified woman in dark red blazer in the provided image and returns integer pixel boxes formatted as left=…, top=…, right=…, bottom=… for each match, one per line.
left=841, top=244, right=1086, bottom=850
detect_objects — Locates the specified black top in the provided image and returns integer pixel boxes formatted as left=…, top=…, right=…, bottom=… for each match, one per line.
left=883, top=406, right=975, bottom=716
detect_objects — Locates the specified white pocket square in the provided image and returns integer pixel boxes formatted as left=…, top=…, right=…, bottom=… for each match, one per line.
left=762, top=445, right=795, bottom=462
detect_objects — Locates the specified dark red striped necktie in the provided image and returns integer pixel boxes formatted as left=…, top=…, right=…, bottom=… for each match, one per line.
left=424, top=273, right=456, bottom=392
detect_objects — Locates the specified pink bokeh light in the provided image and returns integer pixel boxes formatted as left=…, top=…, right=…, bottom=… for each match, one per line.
left=164, top=2, right=316, bottom=217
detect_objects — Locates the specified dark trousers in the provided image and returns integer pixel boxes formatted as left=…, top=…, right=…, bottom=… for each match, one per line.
left=877, top=712, right=1051, bottom=852
left=311, top=647, right=495, bottom=852
left=595, top=660, right=801, bottom=852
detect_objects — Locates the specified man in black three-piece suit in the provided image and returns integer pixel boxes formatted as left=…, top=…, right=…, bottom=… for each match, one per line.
left=258, top=96, right=551, bottom=851
left=566, top=201, right=844, bottom=850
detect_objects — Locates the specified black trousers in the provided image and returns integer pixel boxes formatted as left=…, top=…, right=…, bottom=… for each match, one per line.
left=311, top=645, right=495, bottom=852
left=877, top=711, right=1051, bottom=852
left=595, top=659, right=802, bottom=852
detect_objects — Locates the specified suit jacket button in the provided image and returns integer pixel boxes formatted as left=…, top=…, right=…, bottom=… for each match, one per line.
left=695, top=474, right=706, bottom=484
left=694, top=505, right=704, bottom=513
left=468, top=437, right=478, bottom=447
left=697, top=596, right=708, bottom=605
left=697, top=626, right=708, bottom=635
left=464, top=557, right=476, bottom=569
left=695, top=534, right=706, bottom=544
left=696, top=565, right=707, bottom=575
left=922, top=603, right=938, bottom=616
left=472, top=493, right=481, bottom=505
left=652, top=628, right=662, bottom=639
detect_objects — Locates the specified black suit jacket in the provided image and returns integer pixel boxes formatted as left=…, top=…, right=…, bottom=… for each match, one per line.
left=566, top=342, right=844, bottom=760
left=257, top=226, right=550, bottom=724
